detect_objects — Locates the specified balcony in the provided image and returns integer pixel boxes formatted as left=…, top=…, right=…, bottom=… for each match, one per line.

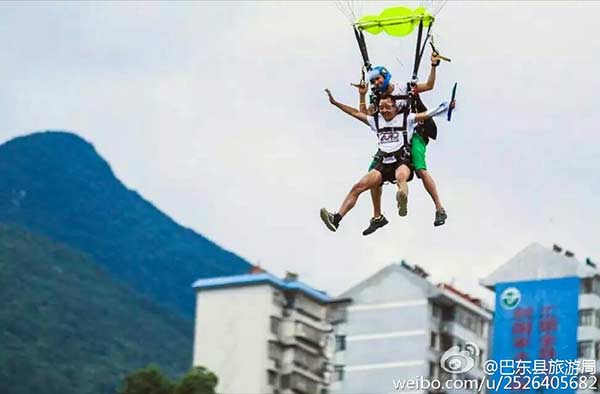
left=281, top=372, right=320, bottom=394
left=326, top=305, right=348, bottom=324
left=295, top=321, right=329, bottom=348
left=294, top=294, right=327, bottom=321
left=269, top=340, right=283, bottom=367
left=292, top=347, right=328, bottom=378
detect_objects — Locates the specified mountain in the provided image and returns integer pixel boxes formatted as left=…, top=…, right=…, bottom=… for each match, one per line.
left=0, top=223, right=193, bottom=394
left=0, top=131, right=252, bottom=317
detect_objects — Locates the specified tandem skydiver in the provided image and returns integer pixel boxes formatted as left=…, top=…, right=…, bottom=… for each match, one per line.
left=356, top=52, right=448, bottom=235
left=319, top=89, right=454, bottom=233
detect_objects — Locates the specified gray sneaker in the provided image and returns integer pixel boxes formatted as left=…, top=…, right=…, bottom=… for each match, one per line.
left=396, top=189, right=408, bottom=217
left=434, top=208, right=447, bottom=226
left=320, top=208, right=339, bottom=232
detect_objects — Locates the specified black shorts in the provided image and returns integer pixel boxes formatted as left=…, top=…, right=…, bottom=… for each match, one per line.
left=373, top=157, right=414, bottom=184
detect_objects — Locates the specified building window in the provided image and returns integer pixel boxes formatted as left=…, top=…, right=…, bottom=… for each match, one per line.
left=594, top=277, right=600, bottom=296
left=580, top=277, right=600, bottom=295
left=440, top=333, right=453, bottom=351
left=268, top=341, right=282, bottom=363
left=431, top=303, right=443, bottom=319
left=430, top=332, right=438, bottom=349
left=268, top=370, right=278, bottom=386
left=442, top=306, right=455, bottom=321
left=280, top=374, right=290, bottom=389
left=578, top=341, right=594, bottom=359
left=481, top=321, right=489, bottom=338
left=579, top=309, right=594, bottom=327
left=429, top=362, right=439, bottom=379
left=335, top=335, right=346, bottom=351
left=455, top=306, right=483, bottom=334
left=334, top=365, right=345, bottom=382
left=270, top=316, right=281, bottom=335
left=439, top=370, right=451, bottom=383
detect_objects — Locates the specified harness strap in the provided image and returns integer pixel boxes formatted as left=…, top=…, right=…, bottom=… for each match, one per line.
left=372, top=91, right=381, bottom=132
left=376, top=148, right=408, bottom=158
left=375, top=110, right=411, bottom=147
left=378, top=127, right=405, bottom=131
left=402, top=109, right=409, bottom=146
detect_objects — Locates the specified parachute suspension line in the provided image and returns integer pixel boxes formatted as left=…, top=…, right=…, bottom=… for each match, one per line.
left=332, top=1, right=349, bottom=23
left=333, top=1, right=363, bottom=25
left=348, top=0, right=362, bottom=21
left=418, top=0, right=447, bottom=17
left=430, top=0, right=448, bottom=17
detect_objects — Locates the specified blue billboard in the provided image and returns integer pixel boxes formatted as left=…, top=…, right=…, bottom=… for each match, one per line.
left=490, top=277, right=580, bottom=394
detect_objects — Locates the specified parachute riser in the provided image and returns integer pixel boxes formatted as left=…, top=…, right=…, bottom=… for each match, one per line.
left=353, top=27, right=372, bottom=72
left=411, top=19, right=434, bottom=84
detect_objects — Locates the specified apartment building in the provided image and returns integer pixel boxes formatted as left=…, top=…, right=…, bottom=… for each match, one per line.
left=331, top=261, right=491, bottom=394
left=192, top=269, right=351, bottom=394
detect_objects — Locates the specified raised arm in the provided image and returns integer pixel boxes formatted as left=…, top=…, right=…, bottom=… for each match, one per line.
left=414, top=100, right=455, bottom=122
left=325, top=89, right=369, bottom=125
left=415, top=53, right=440, bottom=93
left=350, top=81, right=370, bottom=114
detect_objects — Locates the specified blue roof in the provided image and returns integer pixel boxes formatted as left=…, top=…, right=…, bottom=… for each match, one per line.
left=191, top=272, right=333, bottom=303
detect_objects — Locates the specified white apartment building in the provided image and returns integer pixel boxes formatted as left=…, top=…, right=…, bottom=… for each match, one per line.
left=331, top=261, right=492, bottom=394
left=192, top=270, right=351, bottom=394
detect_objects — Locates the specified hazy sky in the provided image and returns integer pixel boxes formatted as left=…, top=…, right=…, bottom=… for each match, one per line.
left=0, top=1, right=598, bottom=302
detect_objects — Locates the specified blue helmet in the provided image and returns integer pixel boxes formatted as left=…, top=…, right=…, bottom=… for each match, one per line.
left=367, top=66, right=391, bottom=92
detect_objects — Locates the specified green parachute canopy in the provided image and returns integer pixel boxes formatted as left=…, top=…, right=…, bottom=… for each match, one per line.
left=355, top=6, right=434, bottom=37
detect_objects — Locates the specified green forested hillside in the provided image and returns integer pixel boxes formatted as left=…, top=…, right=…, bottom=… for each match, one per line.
left=0, top=131, right=251, bottom=317
left=0, top=224, right=193, bottom=394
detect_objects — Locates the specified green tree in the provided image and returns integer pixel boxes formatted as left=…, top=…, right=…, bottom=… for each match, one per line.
left=119, top=365, right=173, bottom=394
left=174, top=366, right=218, bottom=394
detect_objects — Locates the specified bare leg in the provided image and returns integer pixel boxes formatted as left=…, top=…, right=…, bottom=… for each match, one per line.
left=417, top=169, right=443, bottom=210
left=395, top=165, right=411, bottom=216
left=370, top=186, right=383, bottom=218
left=339, top=170, right=383, bottom=217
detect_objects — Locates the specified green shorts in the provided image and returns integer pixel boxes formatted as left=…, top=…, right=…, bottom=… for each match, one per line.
left=410, top=133, right=427, bottom=171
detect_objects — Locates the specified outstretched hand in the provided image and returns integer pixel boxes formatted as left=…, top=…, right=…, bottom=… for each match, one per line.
left=325, top=89, right=336, bottom=105
left=350, top=81, right=368, bottom=96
